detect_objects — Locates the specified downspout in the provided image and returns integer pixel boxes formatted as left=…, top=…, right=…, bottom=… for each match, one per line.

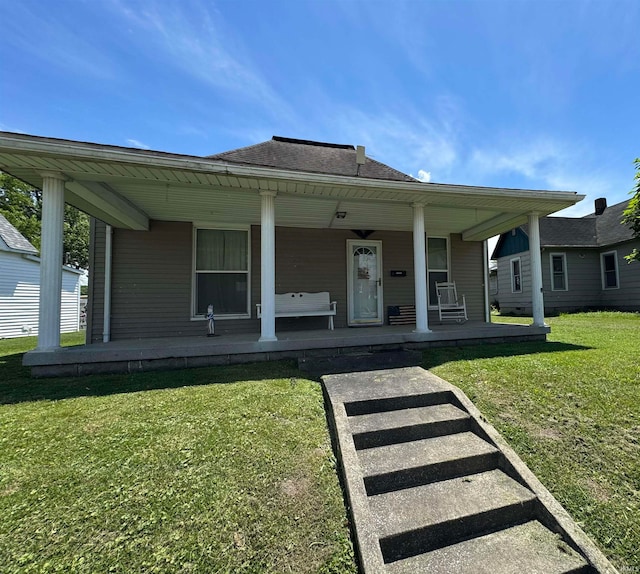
left=483, top=240, right=490, bottom=323
left=103, top=224, right=112, bottom=343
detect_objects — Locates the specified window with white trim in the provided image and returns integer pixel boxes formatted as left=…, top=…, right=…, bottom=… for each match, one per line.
left=511, top=257, right=522, bottom=293
left=427, top=237, right=449, bottom=307
left=601, top=251, right=619, bottom=289
left=550, top=253, right=568, bottom=291
left=193, top=228, right=250, bottom=317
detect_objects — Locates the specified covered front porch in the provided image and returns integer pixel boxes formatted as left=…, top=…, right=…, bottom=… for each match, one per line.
left=0, top=132, right=583, bottom=377
left=24, top=321, right=549, bottom=377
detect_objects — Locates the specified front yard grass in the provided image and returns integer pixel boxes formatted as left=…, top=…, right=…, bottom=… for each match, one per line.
left=0, top=334, right=356, bottom=574
left=427, top=312, right=640, bottom=573
left=1, top=312, right=638, bottom=572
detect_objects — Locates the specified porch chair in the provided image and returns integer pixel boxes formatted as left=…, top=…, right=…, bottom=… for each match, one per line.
left=435, top=281, right=468, bottom=324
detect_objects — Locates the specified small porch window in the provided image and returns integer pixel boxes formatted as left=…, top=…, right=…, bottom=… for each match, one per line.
left=193, top=228, right=250, bottom=317
left=601, top=251, right=619, bottom=289
left=550, top=253, right=568, bottom=291
left=427, top=237, right=449, bottom=307
left=511, top=257, right=522, bottom=293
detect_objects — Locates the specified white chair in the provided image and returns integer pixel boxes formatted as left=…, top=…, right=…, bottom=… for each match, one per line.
left=435, top=282, right=468, bottom=324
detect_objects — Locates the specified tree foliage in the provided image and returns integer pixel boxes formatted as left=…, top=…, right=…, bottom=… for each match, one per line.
left=0, top=172, right=90, bottom=268
left=622, top=159, right=640, bottom=263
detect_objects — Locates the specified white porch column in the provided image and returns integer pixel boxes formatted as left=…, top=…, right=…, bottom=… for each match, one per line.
left=412, top=202, right=431, bottom=333
left=259, top=190, right=277, bottom=342
left=528, top=213, right=546, bottom=327
left=37, top=172, right=66, bottom=350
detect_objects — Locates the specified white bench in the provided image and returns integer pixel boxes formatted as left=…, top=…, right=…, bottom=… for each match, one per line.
left=257, top=292, right=337, bottom=330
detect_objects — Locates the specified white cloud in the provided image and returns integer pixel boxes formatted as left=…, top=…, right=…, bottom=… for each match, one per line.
left=110, top=0, right=293, bottom=122
left=467, top=137, right=631, bottom=217
left=126, top=138, right=151, bottom=150
left=325, top=97, right=462, bottom=182
left=416, top=170, right=432, bottom=182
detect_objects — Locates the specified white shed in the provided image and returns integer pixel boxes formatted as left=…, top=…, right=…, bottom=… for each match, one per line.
left=0, top=214, right=82, bottom=338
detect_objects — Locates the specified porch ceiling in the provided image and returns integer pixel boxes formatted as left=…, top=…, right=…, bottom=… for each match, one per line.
left=0, top=132, right=585, bottom=240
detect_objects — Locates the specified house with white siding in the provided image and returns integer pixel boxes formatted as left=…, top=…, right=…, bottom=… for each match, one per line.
left=0, top=213, right=82, bottom=339
left=492, top=198, right=640, bottom=315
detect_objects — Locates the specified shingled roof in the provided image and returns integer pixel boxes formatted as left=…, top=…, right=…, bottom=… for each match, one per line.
left=530, top=199, right=633, bottom=247
left=207, top=136, right=418, bottom=182
left=0, top=213, right=38, bottom=254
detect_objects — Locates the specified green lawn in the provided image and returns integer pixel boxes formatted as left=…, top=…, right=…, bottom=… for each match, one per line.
left=1, top=313, right=638, bottom=572
left=0, top=334, right=356, bottom=574
left=428, top=312, right=640, bottom=573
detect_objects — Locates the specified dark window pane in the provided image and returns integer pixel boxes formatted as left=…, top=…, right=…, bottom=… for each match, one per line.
left=428, top=238, right=448, bottom=270
left=604, top=254, right=616, bottom=272
left=514, top=275, right=521, bottom=292
left=552, top=256, right=563, bottom=273
left=197, top=273, right=247, bottom=315
left=605, top=271, right=617, bottom=288
left=553, top=274, right=565, bottom=290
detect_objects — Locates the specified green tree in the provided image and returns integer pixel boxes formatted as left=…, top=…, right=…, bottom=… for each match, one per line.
left=0, top=172, right=90, bottom=268
left=622, top=159, right=640, bottom=263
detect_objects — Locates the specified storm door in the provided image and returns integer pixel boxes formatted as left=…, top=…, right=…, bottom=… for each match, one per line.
left=347, top=240, right=383, bottom=326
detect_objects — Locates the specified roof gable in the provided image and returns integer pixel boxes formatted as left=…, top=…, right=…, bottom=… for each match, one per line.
left=494, top=198, right=635, bottom=257
left=208, top=136, right=417, bottom=182
left=0, top=213, right=38, bottom=254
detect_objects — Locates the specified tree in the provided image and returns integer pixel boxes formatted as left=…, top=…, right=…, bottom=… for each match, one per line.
left=622, top=159, right=640, bottom=263
left=0, top=172, right=90, bottom=268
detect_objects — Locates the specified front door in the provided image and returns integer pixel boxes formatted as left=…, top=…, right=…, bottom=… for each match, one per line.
left=347, top=240, right=383, bottom=326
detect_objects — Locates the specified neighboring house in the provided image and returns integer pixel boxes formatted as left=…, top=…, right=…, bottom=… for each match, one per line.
left=0, top=213, right=83, bottom=338
left=0, top=131, right=584, bottom=363
left=492, top=198, right=640, bottom=314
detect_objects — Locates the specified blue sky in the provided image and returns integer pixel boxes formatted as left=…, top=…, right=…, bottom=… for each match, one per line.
left=2, top=0, right=639, bottom=218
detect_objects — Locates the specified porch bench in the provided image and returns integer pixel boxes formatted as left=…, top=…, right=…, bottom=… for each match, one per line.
left=257, top=292, right=337, bottom=330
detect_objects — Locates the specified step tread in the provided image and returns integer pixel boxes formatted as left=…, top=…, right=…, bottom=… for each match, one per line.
left=323, top=367, right=450, bottom=403
left=385, top=520, right=589, bottom=574
left=349, top=403, right=469, bottom=435
left=370, top=469, right=535, bottom=540
left=359, top=431, right=498, bottom=478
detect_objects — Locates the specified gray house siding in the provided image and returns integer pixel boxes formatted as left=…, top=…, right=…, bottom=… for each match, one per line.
left=541, top=249, right=602, bottom=313
left=600, top=239, right=640, bottom=310
left=495, top=251, right=532, bottom=314
left=450, top=235, right=485, bottom=321
left=495, top=241, right=640, bottom=315
left=89, top=221, right=486, bottom=342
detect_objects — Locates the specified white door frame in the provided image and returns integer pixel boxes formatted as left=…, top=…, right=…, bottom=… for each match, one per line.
left=346, top=239, right=384, bottom=326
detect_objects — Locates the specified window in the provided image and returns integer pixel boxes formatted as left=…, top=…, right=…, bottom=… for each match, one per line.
left=511, top=257, right=522, bottom=293
left=601, top=251, right=619, bottom=289
left=427, top=237, right=449, bottom=307
left=550, top=253, right=568, bottom=291
left=193, top=228, right=250, bottom=317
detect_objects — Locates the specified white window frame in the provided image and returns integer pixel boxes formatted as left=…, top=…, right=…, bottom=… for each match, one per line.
left=600, top=250, right=619, bottom=290
left=510, top=257, right=522, bottom=293
left=427, top=236, right=450, bottom=309
left=549, top=252, right=568, bottom=291
left=191, top=225, right=251, bottom=320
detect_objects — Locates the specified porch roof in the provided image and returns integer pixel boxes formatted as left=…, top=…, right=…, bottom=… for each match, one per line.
left=0, top=131, right=584, bottom=241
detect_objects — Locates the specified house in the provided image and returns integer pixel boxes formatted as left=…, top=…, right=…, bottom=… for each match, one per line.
left=0, top=132, right=584, bottom=375
left=0, top=213, right=83, bottom=338
left=492, top=198, right=640, bottom=314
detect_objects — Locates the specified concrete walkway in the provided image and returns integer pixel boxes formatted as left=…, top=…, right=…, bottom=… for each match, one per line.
left=322, top=367, right=618, bottom=574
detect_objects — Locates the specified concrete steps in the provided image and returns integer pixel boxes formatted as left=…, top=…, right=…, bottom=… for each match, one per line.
left=322, top=367, right=618, bottom=574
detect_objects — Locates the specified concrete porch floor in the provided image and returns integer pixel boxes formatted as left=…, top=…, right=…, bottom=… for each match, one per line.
left=24, top=321, right=550, bottom=377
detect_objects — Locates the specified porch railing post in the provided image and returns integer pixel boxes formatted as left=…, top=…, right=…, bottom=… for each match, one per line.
left=259, top=190, right=278, bottom=341
left=412, top=202, right=431, bottom=333
left=37, top=172, right=66, bottom=350
left=528, top=212, right=546, bottom=327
